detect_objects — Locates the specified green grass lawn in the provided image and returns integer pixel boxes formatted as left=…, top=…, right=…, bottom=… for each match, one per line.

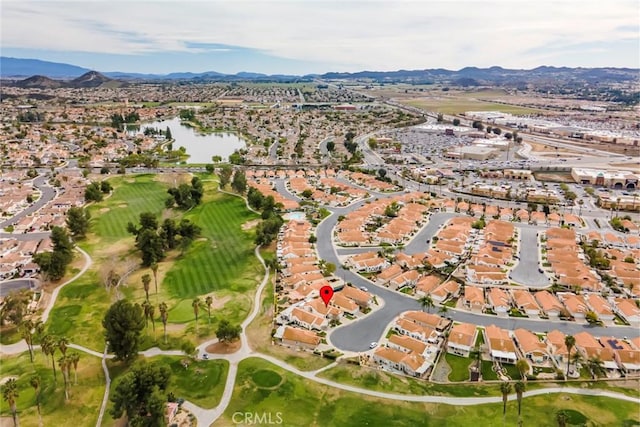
left=481, top=360, right=499, bottom=381
left=445, top=353, right=472, bottom=382
left=317, top=364, right=497, bottom=397
left=162, top=183, right=261, bottom=299
left=0, top=352, right=105, bottom=427
left=45, top=270, right=111, bottom=351
left=88, top=174, right=169, bottom=244
left=214, top=358, right=640, bottom=427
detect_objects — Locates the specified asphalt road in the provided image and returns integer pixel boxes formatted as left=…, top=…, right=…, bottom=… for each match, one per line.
left=0, top=278, right=39, bottom=298
left=0, top=175, right=56, bottom=229
left=510, top=226, right=549, bottom=287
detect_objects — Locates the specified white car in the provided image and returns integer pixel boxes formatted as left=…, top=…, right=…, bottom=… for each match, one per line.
left=369, top=342, right=378, bottom=349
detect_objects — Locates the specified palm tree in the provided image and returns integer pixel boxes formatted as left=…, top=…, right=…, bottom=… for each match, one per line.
left=58, top=356, right=70, bottom=401
left=2, top=378, right=19, bottom=427
left=564, top=335, right=575, bottom=378
left=58, top=336, right=69, bottom=357
left=148, top=304, right=156, bottom=337
left=514, top=381, right=525, bottom=426
left=41, top=335, right=57, bottom=382
left=556, top=410, right=568, bottom=427
left=30, top=374, right=42, bottom=426
left=515, top=358, right=530, bottom=380
left=141, top=273, right=151, bottom=301
left=570, top=351, right=583, bottom=375
left=69, top=352, right=80, bottom=385
left=150, top=263, right=159, bottom=296
left=142, top=300, right=151, bottom=329
left=586, top=356, right=606, bottom=379
left=192, top=298, right=200, bottom=332
left=418, top=295, right=434, bottom=313
left=19, top=319, right=36, bottom=363
left=205, top=295, right=213, bottom=324
left=159, top=302, right=169, bottom=344
left=500, top=381, right=512, bottom=426
left=438, top=304, right=449, bottom=317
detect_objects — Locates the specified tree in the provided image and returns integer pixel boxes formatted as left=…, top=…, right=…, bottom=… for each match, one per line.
left=500, top=381, right=512, bottom=425
left=150, top=263, right=159, bottom=295
left=218, top=164, right=233, bottom=188
left=41, top=334, right=57, bottom=382
left=247, top=187, right=265, bottom=210
left=452, top=118, right=460, bottom=126
left=103, top=300, right=145, bottom=362
left=205, top=295, right=213, bottom=324
left=159, top=302, right=169, bottom=344
left=84, top=182, right=103, bottom=202
left=216, top=319, right=241, bottom=343
left=142, top=274, right=151, bottom=301
left=58, top=355, right=71, bottom=401
left=19, top=319, right=41, bottom=363
left=109, top=361, right=171, bottom=427
left=65, top=207, right=91, bottom=238
left=515, top=358, right=529, bottom=380
left=418, top=295, right=434, bottom=313
left=301, top=189, right=313, bottom=199
left=192, top=298, right=200, bottom=332
left=231, top=169, right=247, bottom=193
left=556, top=411, right=568, bottom=427
left=33, top=226, right=74, bottom=281
left=30, top=374, right=42, bottom=426
left=514, top=381, right=525, bottom=426
left=564, top=335, right=575, bottom=378
left=377, top=168, right=387, bottom=179
left=586, top=356, right=606, bottom=379
left=326, top=140, right=335, bottom=152
left=58, top=336, right=69, bottom=357
left=2, top=378, right=19, bottom=427
left=69, top=352, right=80, bottom=385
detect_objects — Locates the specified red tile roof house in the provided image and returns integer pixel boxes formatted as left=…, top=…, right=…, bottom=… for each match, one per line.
left=388, top=270, right=421, bottom=291
left=431, top=280, right=461, bottom=304
left=402, top=311, right=451, bottom=332
left=534, top=290, right=565, bottom=319
left=388, top=334, right=428, bottom=356
left=574, top=332, right=619, bottom=376
left=484, top=325, right=518, bottom=364
left=611, top=297, right=640, bottom=326
left=347, top=252, right=390, bottom=273
left=376, top=264, right=403, bottom=285
left=288, top=307, right=328, bottom=331
left=486, top=287, right=512, bottom=317
left=511, top=289, right=542, bottom=318
left=513, top=329, right=551, bottom=366
left=372, top=346, right=431, bottom=378
left=584, top=293, right=615, bottom=325
left=415, top=275, right=441, bottom=297
left=276, top=326, right=321, bottom=351
left=557, top=293, right=589, bottom=322
left=339, top=286, right=373, bottom=309
left=393, top=318, right=439, bottom=344
left=447, top=322, right=478, bottom=357
left=463, top=286, right=485, bottom=313
left=545, top=330, right=570, bottom=369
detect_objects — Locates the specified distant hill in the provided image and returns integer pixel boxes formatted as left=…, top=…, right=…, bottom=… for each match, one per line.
left=14, top=75, right=63, bottom=89
left=69, top=71, right=114, bottom=88
left=1, top=57, right=90, bottom=78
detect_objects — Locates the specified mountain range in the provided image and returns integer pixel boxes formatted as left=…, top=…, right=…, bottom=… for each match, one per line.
left=1, top=57, right=638, bottom=86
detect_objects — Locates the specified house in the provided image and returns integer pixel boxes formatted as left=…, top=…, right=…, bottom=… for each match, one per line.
left=511, top=289, right=542, bottom=317
left=388, top=334, right=428, bottom=356
left=484, top=325, right=517, bottom=364
left=447, top=323, right=478, bottom=357
left=376, top=264, right=403, bottom=284
left=534, top=290, right=565, bottom=318
left=486, top=287, right=511, bottom=317
left=545, top=330, right=569, bottom=368
left=584, top=293, right=615, bottom=325
left=394, top=318, right=439, bottom=343
left=372, top=347, right=431, bottom=377
left=463, top=286, right=485, bottom=313
left=330, top=293, right=359, bottom=316
left=339, top=286, right=373, bottom=308
left=402, top=311, right=451, bottom=332
left=279, top=326, right=321, bottom=351
left=415, top=275, right=441, bottom=297
left=389, top=270, right=421, bottom=290
left=611, top=298, right=640, bottom=325
left=431, top=280, right=461, bottom=304
left=558, top=293, right=589, bottom=321
left=289, top=307, right=328, bottom=330
left=513, top=329, right=550, bottom=365
left=574, top=332, right=618, bottom=374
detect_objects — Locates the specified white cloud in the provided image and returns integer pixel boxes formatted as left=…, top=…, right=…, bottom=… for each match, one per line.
left=1, top=0, right=638, bottom=70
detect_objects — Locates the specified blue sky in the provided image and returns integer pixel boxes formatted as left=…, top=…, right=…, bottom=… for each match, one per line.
left=1, top=0, right=639, bottom=74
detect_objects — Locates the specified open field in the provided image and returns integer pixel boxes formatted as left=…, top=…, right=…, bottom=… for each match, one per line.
left=0, top=352, right=104, bottom=427
left=403, top=97, right=542, bottom=115
left=213, top=357, right=640, bottom=427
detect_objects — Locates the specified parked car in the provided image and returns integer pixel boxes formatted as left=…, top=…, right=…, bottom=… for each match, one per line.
left=369, top=342, right=378, bottom=349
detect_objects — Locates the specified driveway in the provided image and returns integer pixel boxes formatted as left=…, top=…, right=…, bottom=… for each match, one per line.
left=510, top=226, right=550, bottom=287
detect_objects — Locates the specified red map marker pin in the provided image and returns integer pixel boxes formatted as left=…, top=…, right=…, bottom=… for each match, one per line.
left=320, top=285, right=334, bottom=307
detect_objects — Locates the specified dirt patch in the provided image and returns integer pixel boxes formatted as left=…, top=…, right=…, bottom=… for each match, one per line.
left=242, top=219, right=261, bottom=231
left=99, top=208, right=110, bottom=213
left=155, top=173, right=192, bottom=186
left=165, top=323, right=187, bottom=333
left=205, top=340, right=241, bottom=354
left=118, top=204, right=128, bottom=208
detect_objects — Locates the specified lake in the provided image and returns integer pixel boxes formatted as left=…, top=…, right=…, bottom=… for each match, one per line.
left=140, top=117, right=246, bottom=164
